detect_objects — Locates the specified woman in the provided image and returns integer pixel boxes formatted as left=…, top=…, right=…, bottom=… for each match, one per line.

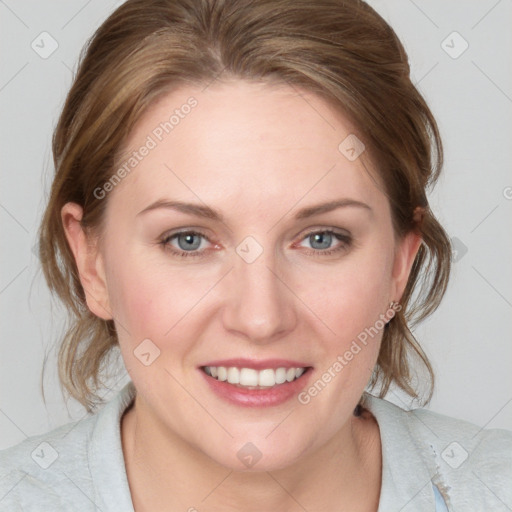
left=1, top=0, right=510, bottom=510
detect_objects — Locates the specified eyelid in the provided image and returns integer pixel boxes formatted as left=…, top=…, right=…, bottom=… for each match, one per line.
left=159, top=228, right=219, bottom=250
left=292, top=225, right=351, bottom=243
left=302, top=225, right=350, bottom=236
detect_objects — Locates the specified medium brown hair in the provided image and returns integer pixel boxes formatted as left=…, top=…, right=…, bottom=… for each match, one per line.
left=39, top=0, right=451, bottom=412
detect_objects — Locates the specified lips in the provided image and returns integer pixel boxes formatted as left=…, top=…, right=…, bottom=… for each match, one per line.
left=198, top=358, right=313, bottom=407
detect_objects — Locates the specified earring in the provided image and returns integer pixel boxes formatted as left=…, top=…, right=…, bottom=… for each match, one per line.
left=385, top=301, right=401, bottom=325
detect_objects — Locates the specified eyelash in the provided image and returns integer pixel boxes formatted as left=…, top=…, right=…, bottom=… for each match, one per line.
left=159, top=229, right=352, bottom=259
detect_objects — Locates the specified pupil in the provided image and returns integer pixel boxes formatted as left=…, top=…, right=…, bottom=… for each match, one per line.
left=310, top=232, right=332, bottom=250
left=178, top=233, right=201, bottom=251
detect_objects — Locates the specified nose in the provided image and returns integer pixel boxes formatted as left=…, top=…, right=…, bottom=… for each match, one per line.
left=221, top=246, right=298, bottom=344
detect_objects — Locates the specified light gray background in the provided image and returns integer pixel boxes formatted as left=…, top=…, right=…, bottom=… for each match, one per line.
left=1, top=0, right=511, bottom=450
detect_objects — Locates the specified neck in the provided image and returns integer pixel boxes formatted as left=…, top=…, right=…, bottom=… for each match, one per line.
left=121, top=396, right=382, bottom=512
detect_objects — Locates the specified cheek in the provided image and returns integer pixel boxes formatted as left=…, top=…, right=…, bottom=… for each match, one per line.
left=294, top=243, right=394, bottom=340
left=105, top=256, right=161, bottom=338
left=105, top=249, right=219, bottom=343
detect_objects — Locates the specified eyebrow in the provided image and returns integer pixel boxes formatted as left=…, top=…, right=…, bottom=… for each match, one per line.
left=136, top=198, right=371, bottom=221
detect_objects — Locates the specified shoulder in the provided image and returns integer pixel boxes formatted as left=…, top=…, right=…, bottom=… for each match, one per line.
left=411, top=405, right=512, bottom=504
left=0, top=413, right=98, bottom=511
left=364, top=393, right=512, bottom=509
left=0, top=382, right=136, bottom=512
left=411, top=403, right=512, bottom=458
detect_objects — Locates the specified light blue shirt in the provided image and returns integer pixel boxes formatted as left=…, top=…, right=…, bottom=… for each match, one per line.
left=1, top=381, right=511, bottom=511
left=433, top=484, right=449, bottom=511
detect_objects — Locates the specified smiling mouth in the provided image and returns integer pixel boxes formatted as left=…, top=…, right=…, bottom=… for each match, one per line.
left=201, top=365, right=311, bottom=389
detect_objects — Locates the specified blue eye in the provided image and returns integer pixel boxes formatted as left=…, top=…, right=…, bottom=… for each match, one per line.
left=308, top=231, right=333, bottom=250
left=159, top=228, right=352, bottom=259
left=299, top=229, right=352, bottom=256
left=160, top=231, right=211, bottom=257
left=175, top=232, right=202, bottom=251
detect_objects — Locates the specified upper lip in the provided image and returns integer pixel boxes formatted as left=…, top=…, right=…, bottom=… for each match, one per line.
left=199, top=358, right=312, bottom=370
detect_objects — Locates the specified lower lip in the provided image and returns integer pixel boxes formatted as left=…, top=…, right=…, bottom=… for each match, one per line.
left=199, top=368, right=313, bottom=407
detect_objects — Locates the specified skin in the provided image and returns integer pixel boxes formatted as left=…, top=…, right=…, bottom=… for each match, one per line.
left=62, top=80, right=422, bottom=512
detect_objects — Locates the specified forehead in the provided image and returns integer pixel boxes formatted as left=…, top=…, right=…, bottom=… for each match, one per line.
left=109, top=80, right=387, bottom=218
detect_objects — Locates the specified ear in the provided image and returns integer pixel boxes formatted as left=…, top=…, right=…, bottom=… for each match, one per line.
left=390, top=229, right=423, bottom=303
left=61, top=202, right=112, bottom=320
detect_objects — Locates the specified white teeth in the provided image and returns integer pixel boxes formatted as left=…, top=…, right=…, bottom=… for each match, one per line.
left=286, top=368, right=296, bottom=382
left=203, top=366, right=308, bottom=388
left=258, top=369, right=275, bottom=387
left=240, top=368, right=259, bottom=386
left=275, top=367, right=287, bottom=384
left=227, top=367, right=240, bottom=384
left=217, top=366, right=227, bottom=381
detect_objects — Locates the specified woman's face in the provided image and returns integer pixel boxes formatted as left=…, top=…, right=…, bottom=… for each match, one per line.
left=68, top=80, right=419, bottom=470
